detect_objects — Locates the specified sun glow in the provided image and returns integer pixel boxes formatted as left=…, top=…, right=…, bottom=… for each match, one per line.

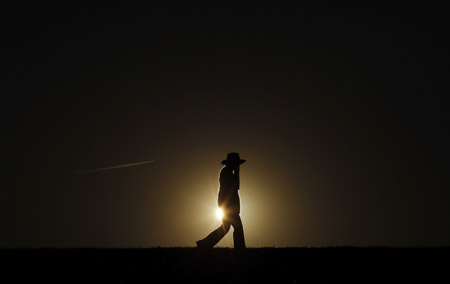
left=216, top=208, right=224, bottom=220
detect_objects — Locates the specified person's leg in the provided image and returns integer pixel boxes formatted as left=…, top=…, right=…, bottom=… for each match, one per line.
left=230, top=214, right=246, bottom=249
left=197, top=220, right=230, bottom=248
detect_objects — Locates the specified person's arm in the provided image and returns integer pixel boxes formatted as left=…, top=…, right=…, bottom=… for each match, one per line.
left=234, top=167, right=240, bottom=190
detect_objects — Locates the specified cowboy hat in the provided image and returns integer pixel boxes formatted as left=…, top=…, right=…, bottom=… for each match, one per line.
left=221, top=152, right=246, bottom=165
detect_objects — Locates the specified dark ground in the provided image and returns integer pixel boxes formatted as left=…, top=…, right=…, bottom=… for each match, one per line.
left=0, top=247, right=448, bottom=283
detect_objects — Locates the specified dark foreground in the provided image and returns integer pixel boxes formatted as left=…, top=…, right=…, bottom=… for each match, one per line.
left=1, top=247, right=448, bottom=283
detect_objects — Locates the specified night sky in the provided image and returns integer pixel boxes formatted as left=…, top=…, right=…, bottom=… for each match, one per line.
left=2, top=2, right=449, bottom=247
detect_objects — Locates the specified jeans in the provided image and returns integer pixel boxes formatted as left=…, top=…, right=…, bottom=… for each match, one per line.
left=198, top=213, right=246, bottom=249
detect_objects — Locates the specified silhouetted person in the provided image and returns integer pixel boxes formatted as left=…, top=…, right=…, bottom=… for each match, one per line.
left=196, top=153, right=246, bottom=249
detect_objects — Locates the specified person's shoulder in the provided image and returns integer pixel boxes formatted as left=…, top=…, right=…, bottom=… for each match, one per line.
left=220, top=166, right=232, bottom=175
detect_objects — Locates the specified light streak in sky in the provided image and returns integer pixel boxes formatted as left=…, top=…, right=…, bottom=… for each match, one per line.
left=76, top=160, right=155, bottom=174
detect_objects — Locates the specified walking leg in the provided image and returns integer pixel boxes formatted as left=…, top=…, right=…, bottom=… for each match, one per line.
left=231, top=215, right=246, bottom=249
left=197, top=221, right=230, bottom=248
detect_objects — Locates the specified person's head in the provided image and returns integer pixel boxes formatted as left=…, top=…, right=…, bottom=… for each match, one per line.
left=221, top=152, right=246, bottom=169
left=226, top=162, right=240, bottom=170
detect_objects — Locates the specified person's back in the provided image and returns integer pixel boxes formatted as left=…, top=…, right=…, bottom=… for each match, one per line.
left=218, top=166, right=240, bottom=215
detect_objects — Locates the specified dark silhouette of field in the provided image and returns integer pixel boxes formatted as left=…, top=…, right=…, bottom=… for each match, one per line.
left=1, top=247, right=447, bottom=283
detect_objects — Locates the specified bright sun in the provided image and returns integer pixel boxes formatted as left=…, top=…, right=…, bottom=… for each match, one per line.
left=216, top=208, right=224, bottom=220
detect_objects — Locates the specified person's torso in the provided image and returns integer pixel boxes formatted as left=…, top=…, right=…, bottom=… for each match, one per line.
left=218, top=167, right=240, bottom=212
